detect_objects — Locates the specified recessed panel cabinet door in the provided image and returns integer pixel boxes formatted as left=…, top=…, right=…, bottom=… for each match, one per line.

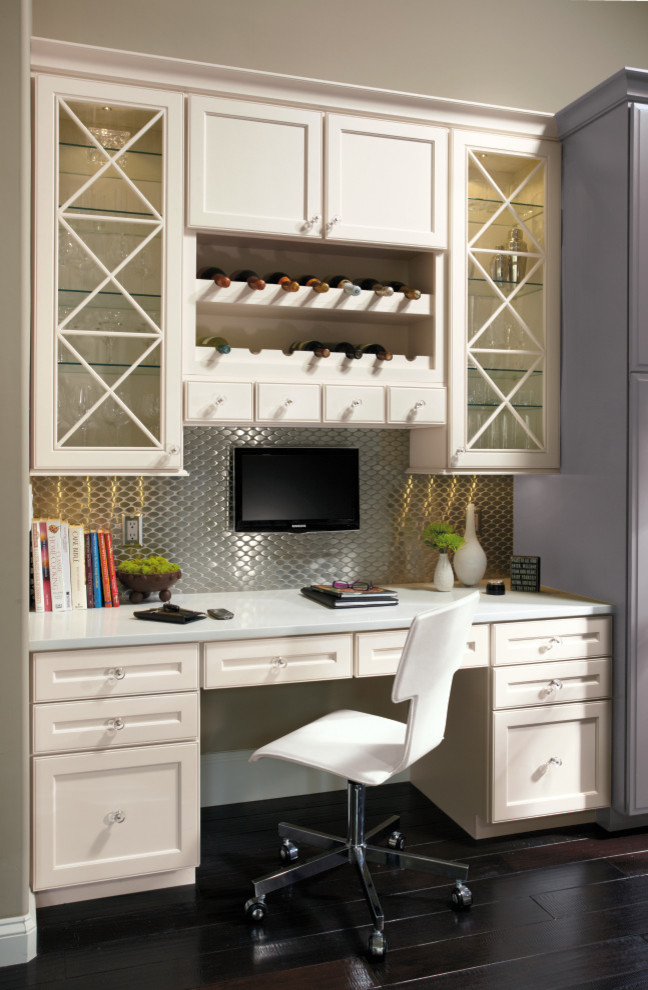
left=187, top=96, right=323, bottom=236
left=325, top=115, right=448, bottom=249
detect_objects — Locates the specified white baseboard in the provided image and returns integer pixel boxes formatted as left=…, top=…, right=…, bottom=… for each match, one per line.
left=200, top=750, right=409, bottom=807
left=0, top=891, right=37, bottom=968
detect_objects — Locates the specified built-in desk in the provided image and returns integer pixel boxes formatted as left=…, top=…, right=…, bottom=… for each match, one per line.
left=28, top=586, right=614, bottom=904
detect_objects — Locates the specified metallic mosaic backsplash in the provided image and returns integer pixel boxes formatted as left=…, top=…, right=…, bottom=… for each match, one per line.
left=31, top=427, right=513, bottom=595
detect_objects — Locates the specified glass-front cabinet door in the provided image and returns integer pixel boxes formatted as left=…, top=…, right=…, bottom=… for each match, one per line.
left=448, top=130, right=560, bottom=472
left=32, top=76, right=183, bottom=474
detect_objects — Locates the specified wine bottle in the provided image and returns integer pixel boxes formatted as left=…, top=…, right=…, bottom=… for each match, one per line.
left=266, top=272, right=299, bottom=293
left=359, top=343, right=393, bottom=361
left=329, top=341, right=362, bottom=360
left=197, top=266, right=231, bottom=288
left=327, top=275, right=361, bottom=297
left=197, top=335, right=231, bottom=354
left=298, top=275, right=329, bottom=293
left=289, top=340, right=331, bottom=357
left=354, top=278, right=394, bottom=297
left=386, top=280, right=422, bottom=300
left=230, top=269, right=266, bottom=290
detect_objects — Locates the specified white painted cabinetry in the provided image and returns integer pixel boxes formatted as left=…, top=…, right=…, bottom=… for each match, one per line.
left=31, top=643, right=200, bottom=902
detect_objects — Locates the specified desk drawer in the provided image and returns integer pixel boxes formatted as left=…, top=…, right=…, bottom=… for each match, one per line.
left=492, top=617, right=612, bottom=666
left=33, top=644, right=200, bottom=703
left=33, top=693, right=199, bottom=754
left=354, top=624, right=489, bottom=677
left=492, top=658, right=611, bottom=710
left=203, top=634, right=353, bottom=688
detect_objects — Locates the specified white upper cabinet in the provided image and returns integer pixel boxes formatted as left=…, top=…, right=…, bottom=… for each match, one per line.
left=187, top=96, right=448, bottom=250
left=32, top=75, right=184, bottom=475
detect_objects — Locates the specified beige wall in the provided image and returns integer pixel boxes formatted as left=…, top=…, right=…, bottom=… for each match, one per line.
left=32, top=0, right=648, bottom=112
left=0, top=0, right=31, bottom=924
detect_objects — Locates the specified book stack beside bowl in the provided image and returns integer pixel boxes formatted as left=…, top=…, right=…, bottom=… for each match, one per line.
left=300, top=584, right=398, bottom=609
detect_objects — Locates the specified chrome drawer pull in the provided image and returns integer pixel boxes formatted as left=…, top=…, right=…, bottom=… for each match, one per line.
left=548, top=679, right=564, bottom=692
left=107, top=717, right=125, bottom=731
left=546, top=637, right=563, bottom=651
left=108, top=810, right=126, bottom=824
left=548, top=756, right=563, bottom=767
left=109, top=667, right=126, bottom=680
left=271, top=656, right=288, bottom=669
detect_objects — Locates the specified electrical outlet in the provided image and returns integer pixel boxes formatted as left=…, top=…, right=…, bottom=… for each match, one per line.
left=122, top=513, right=143, bottom=545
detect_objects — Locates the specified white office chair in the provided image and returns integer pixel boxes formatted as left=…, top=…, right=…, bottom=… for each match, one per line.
left=244, top=591, right=480, bottom=958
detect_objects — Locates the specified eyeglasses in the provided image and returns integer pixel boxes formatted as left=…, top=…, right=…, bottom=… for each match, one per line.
left=331, top=580, right=372, bottom=590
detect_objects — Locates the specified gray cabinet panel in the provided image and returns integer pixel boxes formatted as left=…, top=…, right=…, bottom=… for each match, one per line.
left=631, top=106, right=648, bottom=371
left=628, top=374, right=648, bottom=811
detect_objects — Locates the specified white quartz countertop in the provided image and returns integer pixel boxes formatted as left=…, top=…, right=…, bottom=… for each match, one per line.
left=28, top=585, right=614, bottom=652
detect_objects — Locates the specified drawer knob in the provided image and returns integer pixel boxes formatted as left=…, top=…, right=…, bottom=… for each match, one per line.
left=349, top=398, right=363, bottom=409
left=548, top=679, right=564, bottom=693
left=282, top=398, right=294, bottom=408
left=545, top=636, right=563, bottom=652
left=548, top=756, right=563, bottom=767
left=109, top=667, right=126, bottom=680
left=212, top=395, right=226, bottom=406
left=271, top=656, right=288, bottom=669
left=108, top=810, right=126, bottom=824
left=108, top=717, right=125, bottom=731
left=413, top=399, right=427, bottom=410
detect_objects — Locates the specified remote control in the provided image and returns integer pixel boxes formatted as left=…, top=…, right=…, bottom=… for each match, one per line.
left=208, top=608, right=234, bottom=620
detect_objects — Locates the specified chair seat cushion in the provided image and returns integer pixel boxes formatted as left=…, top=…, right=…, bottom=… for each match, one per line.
left=249, top=709, right=408, bottom=786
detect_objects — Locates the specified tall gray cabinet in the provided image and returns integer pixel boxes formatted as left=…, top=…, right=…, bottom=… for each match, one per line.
left=515, top=68, right=648, bottom=826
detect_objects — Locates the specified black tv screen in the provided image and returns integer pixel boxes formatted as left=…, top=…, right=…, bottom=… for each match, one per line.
left=233, top=447, right=360, bottom=533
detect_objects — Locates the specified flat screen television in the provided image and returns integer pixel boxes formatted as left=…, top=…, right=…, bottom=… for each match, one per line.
left=233, top=446, right=360, bottom=533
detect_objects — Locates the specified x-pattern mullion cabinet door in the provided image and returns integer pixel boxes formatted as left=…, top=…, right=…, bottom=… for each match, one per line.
left=448, top=129, right=561, bottom=473
left=32, top=75, right=184, bottom=475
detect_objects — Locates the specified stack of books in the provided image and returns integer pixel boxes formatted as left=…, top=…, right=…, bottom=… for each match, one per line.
left=301, top=584, right=398, bottom=609
left=30, top=520, right=121, bottom=612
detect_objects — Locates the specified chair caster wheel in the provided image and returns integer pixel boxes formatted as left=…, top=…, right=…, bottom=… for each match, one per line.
left=244, top=896, right=267, bottom=922
left=387, top=829, right=406, bottom=850
left=368, top=929, right=388, bottom=958
left=451, top=882, right=472, bottom=910
left=279, top=839, right=299, bottom=863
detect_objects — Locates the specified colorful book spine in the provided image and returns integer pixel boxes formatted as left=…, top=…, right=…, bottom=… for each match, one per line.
left=103, top=530, right=121, bottom=607
left=84, top=531, right=94, bottom=609
left=69, top=525, right=87, bottom=610
left=31, top=519, right=46, bottom=612
left=39, top=521, right=52, bottom=612
left=97, top=531, right=112, bottom=608
left=60, top=522, right=73, bottom=611
left=47, top=520, right=67, bottom=612
left=90, top=531, right=103, bottom=608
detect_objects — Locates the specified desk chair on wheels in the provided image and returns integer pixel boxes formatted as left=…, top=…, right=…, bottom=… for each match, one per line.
left=243, top=591, right=480, bottom=958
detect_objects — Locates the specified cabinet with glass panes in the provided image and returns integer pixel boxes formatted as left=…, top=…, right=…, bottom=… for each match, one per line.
left=409, top=130, right=560, bottom=474
left=31, top=76, right=183, bottom=474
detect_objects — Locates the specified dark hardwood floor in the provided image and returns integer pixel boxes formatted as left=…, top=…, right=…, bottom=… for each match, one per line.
left=5, top=783, right=648, bottom=989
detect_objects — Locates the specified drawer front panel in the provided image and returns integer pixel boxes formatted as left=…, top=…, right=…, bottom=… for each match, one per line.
left=323, top=385, right=385, bottom=424
left=491, top=701, right=611, bottom=822
left=203, top=634, right=353, bottom=688
left=256, top=383, right=320, bottom=422
left=492, top=658, right=611, bottom=710
left=33, top=693, right=199, bottom=754
left=33, top=644, right=200, bottom=703
left=387, top=386, right=446, bottom=425
left=184, top=380, right=253, bottom=423
left=355, top=624, right=489, bottom=677
left=492, top=616, right=612, bottom=665
left=32, top=741, right=199, bottom=890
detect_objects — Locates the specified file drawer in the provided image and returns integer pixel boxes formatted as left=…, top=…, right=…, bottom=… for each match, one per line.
left=32, top=644, right=200, bottom=703
left=33, top=692, right=199, bottom=754
left=203, top=633, right=353, bottom=688
left=354, top=624, right=489, bottom=677
left=492, top=616, right=612, bottom=665
left=492, top=658, right=611, bottom=710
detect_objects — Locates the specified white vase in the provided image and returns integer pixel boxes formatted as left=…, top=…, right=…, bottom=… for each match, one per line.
left=434, top=551, right=455, bottom=592
left=453, top=502, right=487, bottom=587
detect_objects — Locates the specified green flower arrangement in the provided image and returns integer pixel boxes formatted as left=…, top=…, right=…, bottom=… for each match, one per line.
left=421, top=521, right=465, bottom=555
left=117, top=554, right=180, bottom=575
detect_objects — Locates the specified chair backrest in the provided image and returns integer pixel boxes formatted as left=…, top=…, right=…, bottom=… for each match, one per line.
left=391, top=591, right=480, bottom=773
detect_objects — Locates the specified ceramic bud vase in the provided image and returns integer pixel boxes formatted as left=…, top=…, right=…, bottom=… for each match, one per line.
left=434, top=551, right=455, bottom=592
left=453, top=502, right=487, bottom=587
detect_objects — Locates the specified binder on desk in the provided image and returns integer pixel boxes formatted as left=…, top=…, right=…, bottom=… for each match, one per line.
left=301, top=585, right=398, bottom=609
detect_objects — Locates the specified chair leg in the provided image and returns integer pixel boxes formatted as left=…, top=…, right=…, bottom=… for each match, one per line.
left=354, top=845, right=385, bottom=933
left=252, top=844, right=350, bottom=898
left=364, top=842, right=469, bottom=882
left=364, top=813, right=401, bottom=844
left=278, top=821, right=346, bottom=850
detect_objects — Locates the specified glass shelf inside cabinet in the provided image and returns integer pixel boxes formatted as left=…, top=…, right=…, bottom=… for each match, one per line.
left=464, top=147, right=547, bottom=453
left=54, top=96, right=166, bottom=452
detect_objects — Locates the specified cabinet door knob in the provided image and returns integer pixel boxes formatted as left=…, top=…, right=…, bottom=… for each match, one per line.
left=109, top=667, right=126, bottom=680
left=108, top=717, right=125, bottom=731
left=271, top=656, right=288, bottom=668
left=108, top=809, right=126, bottom=824
left=302, top=214, right=321, bottom=231
left=167, top=443, right=181, bottom=456
left=327, top=214, right=342, bottom=231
